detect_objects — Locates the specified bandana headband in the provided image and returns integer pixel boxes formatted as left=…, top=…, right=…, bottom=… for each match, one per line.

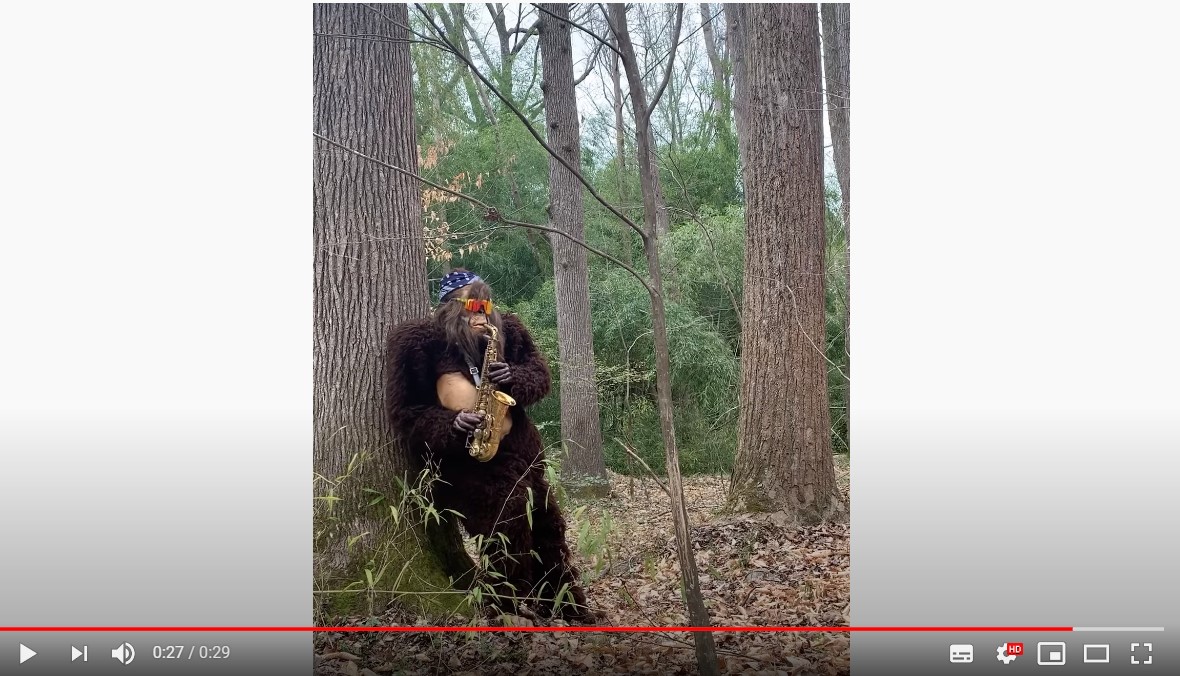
left=438, top=271, right=480, bottom=302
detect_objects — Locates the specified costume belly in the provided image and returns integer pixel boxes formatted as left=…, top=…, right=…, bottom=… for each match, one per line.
left=436, top=372, right=513, bottom=438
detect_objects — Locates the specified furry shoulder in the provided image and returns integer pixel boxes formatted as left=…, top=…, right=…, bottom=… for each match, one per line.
left=387, top=316, right=442, bottom=350
left=500, top=313, right=529, bottom=337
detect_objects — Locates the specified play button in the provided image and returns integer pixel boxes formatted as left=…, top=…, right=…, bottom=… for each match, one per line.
left=19, top=644, right=37, bottom=664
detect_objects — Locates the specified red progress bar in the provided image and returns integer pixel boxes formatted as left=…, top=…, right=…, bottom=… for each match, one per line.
left=0, top=626, right=1076, bottom=633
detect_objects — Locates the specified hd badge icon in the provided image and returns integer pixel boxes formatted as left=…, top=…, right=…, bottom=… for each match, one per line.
left=997, top=642, right=1023, bottom=664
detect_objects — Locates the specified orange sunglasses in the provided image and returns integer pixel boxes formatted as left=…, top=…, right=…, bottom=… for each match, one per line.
left=455, top=298, right=494, bottom=315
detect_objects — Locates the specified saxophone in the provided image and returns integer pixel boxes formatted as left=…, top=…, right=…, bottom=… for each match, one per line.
left=467, top=323, right=516, bottom=462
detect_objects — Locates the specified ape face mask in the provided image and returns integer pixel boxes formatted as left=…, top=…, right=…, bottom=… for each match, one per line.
left=436, top=274, right=502, bottom=363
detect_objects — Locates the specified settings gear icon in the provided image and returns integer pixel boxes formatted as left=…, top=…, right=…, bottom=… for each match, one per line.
left=997, top=644, right=1018, bottom=664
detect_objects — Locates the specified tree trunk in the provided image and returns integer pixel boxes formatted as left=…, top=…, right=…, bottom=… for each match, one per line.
left=700, top=3, right=727, bottom=123
left=538, top=3, right=608, bottom=496
left=448, top=5, right=549, bottom=274
left=435, top=5, right=488, bottom=128
left=313, top=2, right=471, bottom=616
left=609, top=9, right=671, bottom=239
left=821, top=3, right=851, bottom=439
left=610, top=6, right=719, bottom=674
left=821, top=4, right=850, bottom=232
left=488, top=3, right=518, bottom=104
left=610, top=34, right=633, bottom=267
left=726, top=4, right=846, bottom=524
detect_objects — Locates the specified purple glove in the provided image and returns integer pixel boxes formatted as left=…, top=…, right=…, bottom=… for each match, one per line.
left=453, top=411, right=485, bottom=433
left=486, top=361, right=512, bottom=385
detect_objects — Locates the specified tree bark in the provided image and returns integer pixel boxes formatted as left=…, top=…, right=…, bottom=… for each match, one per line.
left=726, top=4, right=846, bottom=524
left=313, top=2, right=471, bottom=612
left=700, top=3, right=727, bottom=122
left=821, top=4, right=850, bottom=232
left=609, top=5, right=719, bottom=674
left=538, top=3, right=608, bottom=496
left=821, top=3, right=851, bottom=438
left=435, top=5, right=488, bottom=128
left=608, top=6, right=673, bottom=239
left=609, top=33, right=634, bottom=267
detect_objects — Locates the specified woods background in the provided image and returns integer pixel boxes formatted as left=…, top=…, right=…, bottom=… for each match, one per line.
left=394, top=3, right=850, bottom=476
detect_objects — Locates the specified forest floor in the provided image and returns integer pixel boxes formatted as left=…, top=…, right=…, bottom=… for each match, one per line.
left=314, top=456, right=851, bottom=675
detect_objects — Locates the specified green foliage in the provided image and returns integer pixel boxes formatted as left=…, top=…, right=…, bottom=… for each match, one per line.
left=313, top=459, right=468, bottom=621
left=661, top=206, right=745, bottom=349
left=824, top=181, right=850, bottom=453
left=407, top=26, right=853, bottom=479
left=662, top=126, right=741, bottom=215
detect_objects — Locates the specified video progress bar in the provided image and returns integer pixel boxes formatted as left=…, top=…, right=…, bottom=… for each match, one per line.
left=0, top=626, right=1084, bottom=633
left=1073, top=626, right=1166, bottom=632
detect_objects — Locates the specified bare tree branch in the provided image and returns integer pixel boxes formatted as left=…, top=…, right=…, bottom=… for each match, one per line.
left=313, top=132, right=657, bottom=299
left=614, top=439, right=670, bottom=497
left=637, top=5, right=719, bottom=86
left=646, top=4, right=685, bottom=117
left=509, top=20, right=541, bottom=55
left=409, top=3, right=648, bottom=241
left=312, top=33, right=436, bottom=48
left=531, top=2, right=624, bottom=58
left=573, top=39, right=604, bottom=87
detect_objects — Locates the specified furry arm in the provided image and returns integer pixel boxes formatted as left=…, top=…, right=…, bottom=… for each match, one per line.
left=501, top=314, right=551, bottom=408
left=384, top=321, right=468, bottom=459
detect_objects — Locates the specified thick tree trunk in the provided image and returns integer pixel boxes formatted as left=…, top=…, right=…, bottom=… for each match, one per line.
left=610, top=6, right=719, bottom=674
left=726, top=4, right=846, bottom=524
left=313, top=2, right=470, bottom=614
left=538, top=3, right=608, bottom=496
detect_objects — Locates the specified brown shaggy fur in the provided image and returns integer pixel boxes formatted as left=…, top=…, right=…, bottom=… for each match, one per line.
left=384, top=307, right=591, bottom=621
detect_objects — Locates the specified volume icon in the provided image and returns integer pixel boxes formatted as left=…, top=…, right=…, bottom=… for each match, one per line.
left=111, top=642, right=135, bottom=665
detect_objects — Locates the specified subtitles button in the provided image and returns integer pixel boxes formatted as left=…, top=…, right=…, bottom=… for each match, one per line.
left=1037, top=641, right=1067, bottom=666
left=949, top=644, right=974, bottom=663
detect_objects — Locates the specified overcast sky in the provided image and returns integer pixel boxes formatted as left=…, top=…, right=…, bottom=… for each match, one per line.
left=454, top=3, right=838, bottom=181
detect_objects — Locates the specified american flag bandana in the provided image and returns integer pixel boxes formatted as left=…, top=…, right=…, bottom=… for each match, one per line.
left=438, top=271, right=480, bottom=302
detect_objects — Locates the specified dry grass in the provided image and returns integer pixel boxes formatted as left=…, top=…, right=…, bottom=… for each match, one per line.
left=315, top=455, right=851, bottom=675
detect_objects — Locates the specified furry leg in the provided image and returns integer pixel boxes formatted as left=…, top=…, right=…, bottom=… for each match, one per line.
left=527, top=477, right=594, bottom=623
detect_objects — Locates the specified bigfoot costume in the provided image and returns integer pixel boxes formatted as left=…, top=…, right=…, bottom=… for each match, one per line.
left=384, top=271, right=592, bottom=621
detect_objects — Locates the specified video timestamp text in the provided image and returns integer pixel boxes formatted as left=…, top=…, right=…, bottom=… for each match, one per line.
left=153, top=645, right=231, bottom=659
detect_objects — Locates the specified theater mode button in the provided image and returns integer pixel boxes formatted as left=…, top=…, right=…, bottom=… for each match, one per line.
left=19, top=644, right=37, bottom=664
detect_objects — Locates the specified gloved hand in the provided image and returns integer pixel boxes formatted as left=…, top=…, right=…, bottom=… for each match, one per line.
left=486, top=361, right=512, bottom=385
left=453, top=410, right=485, bottom=434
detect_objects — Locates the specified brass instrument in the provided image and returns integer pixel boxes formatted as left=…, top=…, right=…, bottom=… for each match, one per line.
left=467, top=323, right=516, bottom=462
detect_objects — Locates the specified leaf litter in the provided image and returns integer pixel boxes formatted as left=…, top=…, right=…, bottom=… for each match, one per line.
left=315, top=456, right=851, bottom=675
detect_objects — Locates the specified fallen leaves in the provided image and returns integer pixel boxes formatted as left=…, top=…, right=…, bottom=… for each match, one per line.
left=315, top=456, right=851, bottom=675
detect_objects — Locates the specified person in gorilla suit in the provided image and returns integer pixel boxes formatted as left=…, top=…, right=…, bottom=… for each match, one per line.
left=384, top=269, right=593, bottom=622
